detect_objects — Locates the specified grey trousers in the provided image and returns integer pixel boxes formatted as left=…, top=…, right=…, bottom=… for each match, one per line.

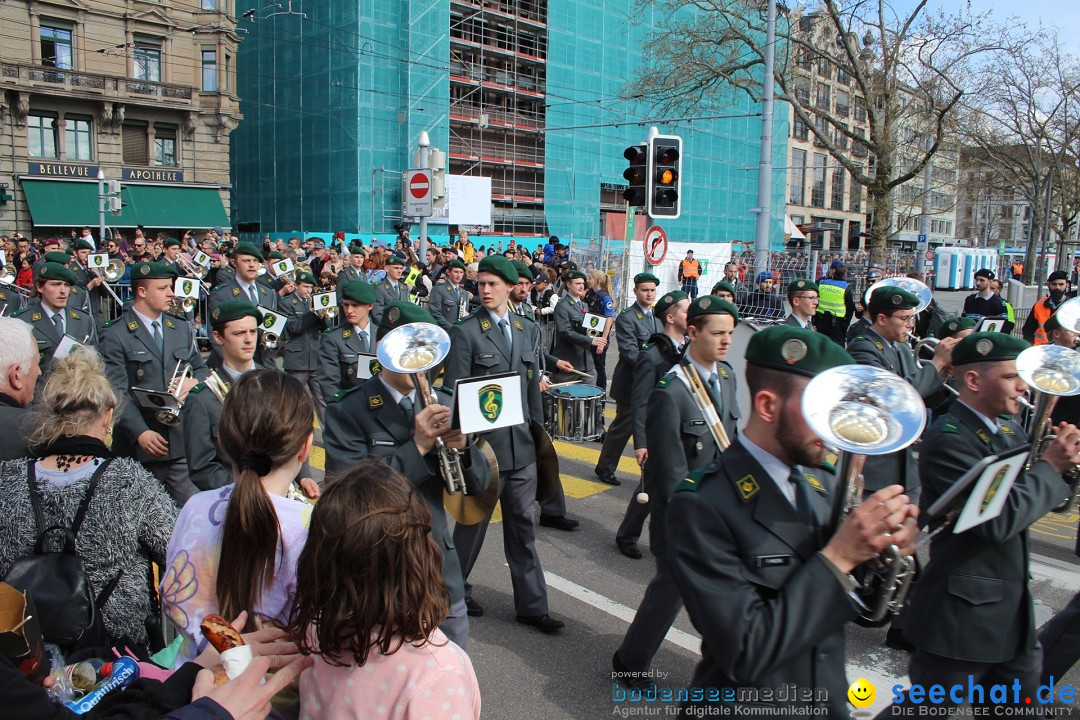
left=596, top=401, right=634, bottom=476
left=1039, top=589, right=1080, bottom=686
left=453, top=463, right=549, bottom=616
left=538, top=481, right=567, bottom=517
left=616, top=494, right=650, bottom=546
left=286, top=369, right=326, bottom=424
left=617, top=551, right=682, bottom=673
left=146, top=458, right=197, bottom=507
left=440, top=597, right=470, bottom=653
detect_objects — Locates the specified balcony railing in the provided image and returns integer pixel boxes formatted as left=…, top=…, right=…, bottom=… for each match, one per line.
left=1, top=62, right=195, bottom=104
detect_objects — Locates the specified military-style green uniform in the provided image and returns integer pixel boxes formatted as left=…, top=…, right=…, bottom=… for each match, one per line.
left=315, top=322, right=375, bottom=401
left=14, top=299, right=98, bottom=373
left=279, top=291, right=326, bottom=418
left=427, top=280, right=469, bottom=332
left=180, top=363, right=261, bottom=491
left=207, top=275, right=278, bottom=366
left=551, top=294, right=595, bottom=381
left=0, top=286, right=26, bottom=317
left=371, top=278, right=411, bottom=325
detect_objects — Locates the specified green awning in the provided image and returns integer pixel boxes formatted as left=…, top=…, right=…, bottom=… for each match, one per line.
left=21, top=179, right=228, bottom=229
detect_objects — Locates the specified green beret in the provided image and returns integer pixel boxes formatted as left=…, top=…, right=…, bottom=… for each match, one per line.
left=564, top=269, right=588, bottom=282
left=379, top=300, right=436, bottom=331
left=746, top=325, right=854, bottom=378
left=210, top=300, right=263, bottom=330
left=687, top=295, right=739, bottom=323
left=952, top=332, right=1030, bottom=366
left=384, top=255, right=405, bottom=267
left=340, top=280, right=376, bottom=305
left=163, top=237, right=181, bottom=248
left=788, top=279, right=819, bottom=295
left=634, top=272, right=660, bottom=287
left=512, top=261, right=533, bottom=282
left=711, top=281, right=737, bottom=297
left=348, top=244, right=364, bottom=254
left=937, top=316, right=977, bottom=339
left=38, top=262, right=77, bottom=285
left=446, top=259, right=466, bottom=271
left=1045, top=312, right=1071, bottom=335
left=131, top=261, right=178, bottom=280
left=268, top=251, right=285, bottom=260
left=74, top=239, right=95, bottom=251
left=477, top=255, right=519, bottom=285
left=232, top=242, right=264, bottom=261
left=44, top=251, right=70, bottom=265
left=294, top=272, right=317, bottom=286
left=654, top=290, right=689, bottom=317
left=868, top=286, right=919, bottom=315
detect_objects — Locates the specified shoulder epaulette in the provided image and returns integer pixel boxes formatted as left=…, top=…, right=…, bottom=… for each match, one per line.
left=188, top=383, right=205, bottom=395
left=328, top=385, right=363, bottom=404
left=323, top=326, right=335, bottom=333
left=211, top=284, right=224, bottom=292
left=103, top=318, right=118, bottom=328
left=437, top=385, right=454, bottom=397
left=941, top=420, right=960, bottom=434
left=676, top=468, right=706, bottom=493
left=655, top=374, right=673, bottom=389
left=11, top=309, right=24, bottom=318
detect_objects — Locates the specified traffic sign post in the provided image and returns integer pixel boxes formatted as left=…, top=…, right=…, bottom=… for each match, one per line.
left=643, top=225, right=668, bottom=266
left=403, top=168, right=433, bottom=218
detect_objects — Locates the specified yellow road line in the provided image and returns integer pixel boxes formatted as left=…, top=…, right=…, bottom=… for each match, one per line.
left=490, top=473, right=612, bottom=523
left=553, top=439, right=641, bottom=476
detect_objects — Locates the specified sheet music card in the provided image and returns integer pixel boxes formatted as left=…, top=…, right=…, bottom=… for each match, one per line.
left=454, top=371, right=524, bottom=434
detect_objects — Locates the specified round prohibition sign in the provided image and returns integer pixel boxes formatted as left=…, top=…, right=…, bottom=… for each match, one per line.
left=644, top=225, right=668, bottom=266
left=409, top=173, right=430, bottom=200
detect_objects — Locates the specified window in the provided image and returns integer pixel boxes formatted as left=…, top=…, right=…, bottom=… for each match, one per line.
left=201, top=0, right=217, bottom=8
left=790, top=148, right=807, bottom=205
left=854, top=97, right=867, bottom=122
left=794, top=78, right=811, bottom=105
left=816, top=84, right=830, bottom=111
left=64, top=116, right=93, bottom=160
left=153, top=125, right=177, bottom=166
left=813, top=116, right=829, bottom=147
left=835, top=89, right=850, bottom=117
left=134, top=39, right=162, bottom=82
left=817, top=57, right=831, bottom=78
left=27, top=113, right=58, bottom=158
left=40, top=24, right=73, bottom=69
left=793, top=115, right=808, bottom=141
left=201, top=48, right=218, bottom=92
left=831, top=167, right=845, bottom=210
left=224, top=53, right=232, bottom=92
left=836, top=67, right=850, bottom=86
left=123, top=122, right=149, bottom=165
left=811, top=153, right=827, bottom=208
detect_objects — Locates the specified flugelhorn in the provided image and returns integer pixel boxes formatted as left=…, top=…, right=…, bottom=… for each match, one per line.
left=864, top=276, right=933, bottom=315
left=802, top=364, right=926, bottom=625
left=914, top=336, right=958, bottom=397
left=377, top=322, right=499, bottom=524
left=155, top=359, right=192, bottom=427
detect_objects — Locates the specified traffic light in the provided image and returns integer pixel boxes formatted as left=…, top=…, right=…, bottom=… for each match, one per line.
left=648, top=134, right=682, bottom=219
left=623, top=144, right=649, bottom=206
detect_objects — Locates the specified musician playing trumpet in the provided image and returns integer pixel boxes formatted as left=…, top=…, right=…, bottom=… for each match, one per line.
left=666, top=326, right=918, bottom=716
left=279, top=271, right=327, bottom=422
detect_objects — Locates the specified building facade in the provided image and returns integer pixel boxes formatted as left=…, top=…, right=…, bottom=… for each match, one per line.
left=955, top=146, right=1034, bottom=249
left=0, top=0, right=239, bottom=239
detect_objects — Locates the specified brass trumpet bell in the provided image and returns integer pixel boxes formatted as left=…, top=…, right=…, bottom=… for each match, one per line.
left=1017, top=344, right=1080, bottom=397
left=103, top=259, right=125, bottom=282
left=864, top=276, right=933, bottom=314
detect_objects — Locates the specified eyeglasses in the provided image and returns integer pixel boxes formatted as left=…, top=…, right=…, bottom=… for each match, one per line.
left=894, top=314, right=917, bottom=325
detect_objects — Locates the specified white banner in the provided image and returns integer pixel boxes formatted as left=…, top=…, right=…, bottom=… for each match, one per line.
left=455, top=371, right=524, bottom=434
left=259, top=307, right=287, bottom=337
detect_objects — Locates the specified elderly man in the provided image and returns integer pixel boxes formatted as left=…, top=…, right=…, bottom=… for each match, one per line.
left=0, top=317, right=41, bottom=460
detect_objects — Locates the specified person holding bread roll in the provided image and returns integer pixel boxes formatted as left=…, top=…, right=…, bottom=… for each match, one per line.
left=162, top=370, right=315, bottom=668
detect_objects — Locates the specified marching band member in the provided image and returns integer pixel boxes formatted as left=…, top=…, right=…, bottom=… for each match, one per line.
left=13, top=262, right=97, bottom=374
left=444, top=255, right=565, bottom=632
left=613, top=290, right=689, bottom=559
left=322, top=301, right=492, bottom=650
left=667, top=326, right=917, bottom=716
left=208, top=242, right=279, bottom=367
left=428, top=258, right=470, bottom=332
left=782, top=279, right=819, bottom=330
left=903, top=333, right=1079, bottom=712
left=100, top=262, right=208, bottom=505
left=159, top=237, right=184, bottom=274
left=595, top=273, right=662, bottom=487
left=336, top=245, right=367, bottom=294
left=316, top=280, right=377, bottom=401
left=372, top=255, right=411, bottom=324
left=613, top=296, right=739, bottom=684
left=279, top=271, right=327, bottom=420
left=551, top=269, right=605, bottom=384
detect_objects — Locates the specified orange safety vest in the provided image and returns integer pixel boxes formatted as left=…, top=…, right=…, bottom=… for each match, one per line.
left=681, top=259, right=700, bottom=279
left=1032, top=299, right=1053, bottom=345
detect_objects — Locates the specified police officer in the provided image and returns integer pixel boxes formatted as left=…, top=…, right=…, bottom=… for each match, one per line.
left=322, top=301, right=490, bottom=650
left=613, top=295, right=740, bottom=684
left=667, top=326, right=919, bottom=716
left=595, top=273, right=662, bottom=486
left=444, top=255, right=564, bottom=632
left=783, top=279, right=818, bottom=330
left=208, top=242, right=279, bottom=367
left=371, top=255, right=411, bottom=324
left=278, top=271, right=325, bottom=419
left=100, top=261, right=209, bottom=505
left=316, top=280, right=377, bottom=402
left=13, top=262, right=97, bottom=374
left=902, top=333, right=1079, bottom=713
left=551, top=268, right=605, bottom=384
left=428, top=258, right=470, bottom=332
left=814, top=260, right=857, bottom=345
left=614, top=290, right=689, bottom=559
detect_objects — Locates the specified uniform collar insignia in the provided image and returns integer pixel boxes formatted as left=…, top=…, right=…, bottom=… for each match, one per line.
left=127, top=321, right=139, bottom=332
left=719, top=367, right=727, bottom=378
left=636, top=311, right=643, bottom=319
left=1000, top=423, right=1013, bottom=435
left=232, top=288, right=241, bottom=296
left=69, top=311, right=78, bottom=318
left=369, top=394, right=383, bottom=408
left=165, top=319, right=176, bottom=328
left=513, top=320, right=523, bottom=330
left=804, top=472, right=827, bottom=494
left=975, top=428, right=991, bottom=445
left=874, top=340, right=884, bottom=350
left=736, top=474, right=760, bottom=501
left=343, top=329, right=351, bottom=338
left=32, top=313, right=41, bottom=321
left=480, top=319, right=491, bottom=331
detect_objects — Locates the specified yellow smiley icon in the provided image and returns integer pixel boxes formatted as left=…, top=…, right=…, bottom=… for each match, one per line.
left=848, top=678, right=876, bottom=708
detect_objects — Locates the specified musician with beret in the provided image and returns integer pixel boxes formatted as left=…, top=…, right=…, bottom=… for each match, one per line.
left=783, top=279, right=819, bottom=330
left=14, top=262, right=97, bottom=375
left=207, top=242, right=279, bottom=368
left=428, top=259, right=470, bottom=333
left=322, top=301, right=490, bottom=650
left=613, top=296, right=739, bottom=685
left=371, top=255, right=411, bottom=325
left=667, top=326, right=919, bottom=716
left=279, top=271, right=327, bottom=421
left=551, top=269, right=605, bottom=384
left=316, top=280, right=377, bottom=401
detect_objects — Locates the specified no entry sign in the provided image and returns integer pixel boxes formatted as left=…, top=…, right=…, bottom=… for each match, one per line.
left=403, top=168, right=433, bottom=217
left=644, top=225, right=668, bottom=266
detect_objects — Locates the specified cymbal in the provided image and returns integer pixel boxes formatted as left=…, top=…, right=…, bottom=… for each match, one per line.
left=444, top=436, right=500, bottom=525
left=531, top=419, right=562, bottom=502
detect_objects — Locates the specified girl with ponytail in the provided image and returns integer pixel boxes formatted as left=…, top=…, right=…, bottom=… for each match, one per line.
left=162, top=370, right=315, bottom=665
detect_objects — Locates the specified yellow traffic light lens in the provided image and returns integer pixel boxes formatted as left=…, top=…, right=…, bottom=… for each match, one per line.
left=659, top=169, right=674, bottom=185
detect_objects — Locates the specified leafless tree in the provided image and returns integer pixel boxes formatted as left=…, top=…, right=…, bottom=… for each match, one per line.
left=626, top=0, right=1008, bottom=266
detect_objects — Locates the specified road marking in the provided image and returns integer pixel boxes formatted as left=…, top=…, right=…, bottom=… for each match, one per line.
left=553, top=439, right=641, bottom=476
left=309, top=445, right=325, bottom=471
left=544, top=570, right=702, bottom=655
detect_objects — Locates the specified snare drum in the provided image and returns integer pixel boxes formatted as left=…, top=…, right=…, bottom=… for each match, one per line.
left=543, top=384, right=605, bottom=442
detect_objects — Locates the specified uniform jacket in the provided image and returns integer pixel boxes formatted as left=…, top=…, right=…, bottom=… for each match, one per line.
left=667, top=440, right=852, bottom=717
left=279, top=292, right=324, bottom=371
left=100, top=308, right=208, bottom=463
left=630, top=334, right=682, bottom=450
left=335, top=266, right=367, bottom=298
left=323, top=381, right=491, bottom=607
left=444, top=308, right=544, bottom=471
left=208, top=276, right=278, bottom=366
left=782, top=314, right=814, bottom=330
left=428, top=282, right=469, bottom=333
left=610, top=304, right=662, bottom=405
left=14, top=299, right=98, bottom=372
left=180, top=364, right=263, bottom=491
left=0, top=286, right=26, bottom=317
left=371, top=279, right=411, bottom=325
left=906, top=403, right=1069, bottom=662
left=552, top=295, right=595, bottom=374
left=315, top=324, right=374, bottom=401
left=847, top=325, right=944, bottom=494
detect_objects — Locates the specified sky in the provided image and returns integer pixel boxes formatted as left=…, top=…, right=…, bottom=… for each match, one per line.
left=894, top=0, right=1080, bottom=53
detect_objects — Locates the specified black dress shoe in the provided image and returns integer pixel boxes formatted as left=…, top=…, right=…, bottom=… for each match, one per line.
left=612, top=650, right=655, bottom=689
left=617, top=541, right=643, bottom=559
left=594, top=469, right=621, bottom=486
left=516, top=613, right=565, bottom=633
left=538, top=514, right=580, bottom=530
left=465, top=597, right=484, bottom=617
left=885, top=627, right=916, bottom=652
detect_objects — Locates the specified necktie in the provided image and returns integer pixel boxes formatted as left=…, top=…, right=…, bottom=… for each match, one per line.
left=499, top=318, right=512, bottom=352
left=247, top=284, right=259, bottom=306
left=151, top=320, right=163, bottom=353
left=789, top=467, right=819, bottom=533
left=51, top=312, right=65, bottom=337
left=358, top=329, right=369, bottom=353
left=399, top=394, right=414, bottom=427
left=706, top=372, right=723, bottom=411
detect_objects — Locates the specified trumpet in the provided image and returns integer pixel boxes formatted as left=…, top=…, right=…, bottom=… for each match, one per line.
left=914, top=337, right=958, bottom=397
left=91, top=259, right=126, bottom=305
left=314, top=304, right=338, bottom=321
left=262, top=330, right=280, bottom=349
left=802, top=364, right=927, bottom=625
left=155, top=359, right=192, bottom=427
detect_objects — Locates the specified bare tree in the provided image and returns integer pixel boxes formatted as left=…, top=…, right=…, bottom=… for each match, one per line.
left=961, top=32, right=1080, bottom=282
left=626, top=0, right=1008, bottom=266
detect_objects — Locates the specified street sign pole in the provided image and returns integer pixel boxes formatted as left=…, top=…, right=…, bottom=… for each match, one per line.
left=97, top=170, right=105, bottom=250
left=417, top=131, right=430, bottom=260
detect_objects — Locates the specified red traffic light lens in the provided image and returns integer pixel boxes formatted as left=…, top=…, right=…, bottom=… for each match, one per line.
left=656, top=147, right=680, bottom=165
left=624, top=145, right=648, bottom=163
left=624, top=168, right=644, bottom=183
